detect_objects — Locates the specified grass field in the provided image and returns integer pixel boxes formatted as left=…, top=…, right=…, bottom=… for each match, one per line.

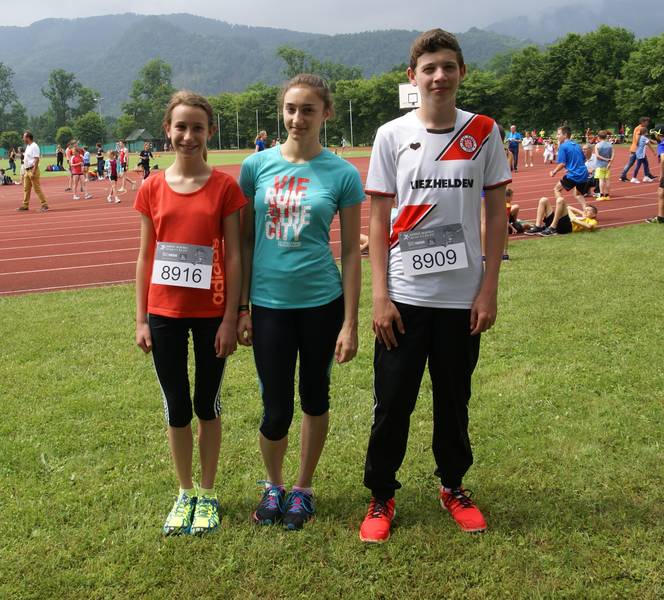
left=1, top=225, right=663, bottom=599
left=2, top=148, right=372, bottom=179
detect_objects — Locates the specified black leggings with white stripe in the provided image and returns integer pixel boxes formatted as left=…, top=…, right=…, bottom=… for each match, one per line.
left=148, top=314, right=226, bottom=427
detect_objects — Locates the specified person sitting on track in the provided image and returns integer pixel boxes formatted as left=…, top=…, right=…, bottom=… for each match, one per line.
left=525, top=196, right=598, bottom=236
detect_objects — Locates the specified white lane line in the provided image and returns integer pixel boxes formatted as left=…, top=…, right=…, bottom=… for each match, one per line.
left=0, top=236, right=139, bottom=251
left=0, top=247, right=139, bottom=262
left=0, top=279, right=134, bottom=295
left=0, top=228, right=138, bottom=243
left=0, top=261, right=135, bottom=276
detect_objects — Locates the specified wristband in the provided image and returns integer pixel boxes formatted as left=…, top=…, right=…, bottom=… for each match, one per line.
left=238, top=304, right=250, bottom=312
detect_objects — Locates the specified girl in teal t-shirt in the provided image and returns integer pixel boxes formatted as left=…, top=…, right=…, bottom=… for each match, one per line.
left=238, top=74, right=364, bottom=531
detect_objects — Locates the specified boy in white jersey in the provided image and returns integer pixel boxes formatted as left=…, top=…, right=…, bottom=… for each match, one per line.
left=359, top=29, right=511, bottom=543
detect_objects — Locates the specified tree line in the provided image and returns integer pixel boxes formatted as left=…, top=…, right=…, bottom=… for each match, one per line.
left=1, top=26, right=662, bottom=152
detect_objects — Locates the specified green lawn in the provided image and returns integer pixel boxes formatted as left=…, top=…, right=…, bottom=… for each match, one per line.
left=1, top=225, right=662, bottom=599
left=2, top=148, right=371, bottom=179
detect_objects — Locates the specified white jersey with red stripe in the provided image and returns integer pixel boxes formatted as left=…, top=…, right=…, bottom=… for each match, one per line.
left=366, top=108, right=511, bottom=309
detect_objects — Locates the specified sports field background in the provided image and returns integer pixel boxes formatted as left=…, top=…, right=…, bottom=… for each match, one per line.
left=1, top=223, right=663, bottom=599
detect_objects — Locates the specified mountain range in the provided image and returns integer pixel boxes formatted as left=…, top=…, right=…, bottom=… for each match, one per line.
left=0, top=14, right=526, bottom=116
left=487, top=0, right=663, bottom=43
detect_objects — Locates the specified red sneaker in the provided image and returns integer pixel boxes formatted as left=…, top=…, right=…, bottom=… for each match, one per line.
left=359, top=497, right=395, bottom=543
left=440, top=487, right=487, bottom=532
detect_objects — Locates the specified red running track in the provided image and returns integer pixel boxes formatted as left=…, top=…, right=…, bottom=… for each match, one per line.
left=0, top=147, right=659, bottom=296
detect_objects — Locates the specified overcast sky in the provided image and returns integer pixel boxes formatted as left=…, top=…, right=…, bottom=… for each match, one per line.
left=2, top=0, right=600, bottom=33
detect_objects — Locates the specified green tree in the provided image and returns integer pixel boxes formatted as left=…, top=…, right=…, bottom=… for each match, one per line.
left=457, top=68, right=505, bottom=123
left=122, top=59, right=175, bottom=140
left=42, top=69, right=82, bottom=129
left=73, top=112, right=106, bottom=146
left=0, top=131, right=22, bottom=151
left=115, top=114, right=138, bottom=140
left=74, top=87, right=101, bottom=119
left=616, top=33, right=664, bottom=124
left=55, top=126, right=74, bottom=147
left=0, top=63, right=27, bottom=133
left=276, top=46, right=362, bottom=90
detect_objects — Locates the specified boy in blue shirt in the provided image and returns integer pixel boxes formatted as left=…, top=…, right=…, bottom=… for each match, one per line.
left=549, top=126, right=589, bottom=215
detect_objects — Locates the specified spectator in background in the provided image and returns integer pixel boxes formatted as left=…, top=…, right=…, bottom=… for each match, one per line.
left=8, top=147, right=17, bottom=175
left=254, top=130, right=267, bottom=153
left=506, top=125, right=522, bottom=172
left=645, top=125, right=664, bottom=223
left=593, top=130, right=614, bottom=201
left=550, top=126, right=589, bottom=210
left=522, top=131, right=535, bottom=167
left=620, top=117, right=650, bottom=182
left=631, top=129, right=657, bottom=183
left=16, top=131, right=48, bottom=212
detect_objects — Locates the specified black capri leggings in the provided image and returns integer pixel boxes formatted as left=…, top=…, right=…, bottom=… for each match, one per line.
left=148, top=314, right=226, bottom=427
left=251, top=295, right=345, bottom=441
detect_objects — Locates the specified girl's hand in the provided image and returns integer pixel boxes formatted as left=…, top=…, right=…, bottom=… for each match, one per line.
left=237, top=313, right=253, bottom=346
left=335, top=322, right=358, bottom=364
left=215, top=319, right=237, bottom=358
left=136, top=323, right=152, bottom=353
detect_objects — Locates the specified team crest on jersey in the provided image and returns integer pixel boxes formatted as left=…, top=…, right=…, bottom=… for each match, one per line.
left=459, top=134, right=477, bottom=153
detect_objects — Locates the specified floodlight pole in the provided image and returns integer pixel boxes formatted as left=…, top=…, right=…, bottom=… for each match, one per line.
left=349, top=100, right=354, bottom=148
left=236, top=111, right=240, bottom=149
left=256, top=109, right=259, bottom=136
left=95, top=97, right=103, bottom=119
left=217, top=114, right=221, bottom=150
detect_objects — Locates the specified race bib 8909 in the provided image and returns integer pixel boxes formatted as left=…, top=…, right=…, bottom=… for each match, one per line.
left=398, top=224, right=469, bottom=277
left=151, top=242, right=213, bottom=289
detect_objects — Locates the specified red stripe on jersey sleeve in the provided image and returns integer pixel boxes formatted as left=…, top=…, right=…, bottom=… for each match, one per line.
left=365, top=189, right=396, bottom=198
left=483, top=179, right=512, bottom=190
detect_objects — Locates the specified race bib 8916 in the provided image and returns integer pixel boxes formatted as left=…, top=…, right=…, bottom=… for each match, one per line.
left=151, top=242, right=213, bottom=289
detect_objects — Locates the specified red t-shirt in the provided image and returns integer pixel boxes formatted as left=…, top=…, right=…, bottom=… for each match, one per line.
left=134, top=169, right=247, bottom=318
left=70, top=155, right=83, bottom=175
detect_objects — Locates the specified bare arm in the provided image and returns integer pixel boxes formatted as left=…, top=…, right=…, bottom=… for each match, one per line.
left=236, top=199, right=255, bottom=345
left=471, top=185, right=507, bottom=335
left=216, top=210, right=241, bottom=358
left=369, top=196, right=404, bottom=350
left=135, top=214, right=156, bottom=352
left=335, top=202, right=362, bottom=363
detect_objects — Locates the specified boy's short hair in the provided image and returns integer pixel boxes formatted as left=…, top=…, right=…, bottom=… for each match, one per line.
left=639, top=116, right=650, bottom=125
left=409, top=29, right=464, bottom=71
left=597, top=130, right=608, bottom=139
left=505, top=187, right=513, bottom=198
left=587, top=205, right=598, bottom=217
left=558, top=126, right=572, bottom=138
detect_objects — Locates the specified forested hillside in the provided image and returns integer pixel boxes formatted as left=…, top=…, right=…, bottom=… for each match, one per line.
left=0, top=13, right=527, bottom=115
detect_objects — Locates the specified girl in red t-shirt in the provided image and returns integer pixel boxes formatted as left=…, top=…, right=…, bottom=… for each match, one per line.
left=70, top=148, right=84, bottom=200
left=134, top=91, right=246, bottom=536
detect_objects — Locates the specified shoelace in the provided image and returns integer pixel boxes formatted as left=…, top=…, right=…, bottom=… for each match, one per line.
left=172, top=493, right=193, bottom=518
left=257, top=481, right=284, bottom=511
left=368, top=499, right=391, bottom=519
left=196, top=497, right=217, bottom=520
left=448, top=488, right=475, bottom=509
left=286, top=491, right=313, bottom=514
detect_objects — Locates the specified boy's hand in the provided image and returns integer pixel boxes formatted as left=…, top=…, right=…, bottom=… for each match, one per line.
left=372, top=296, right=404, bottom=350
left=470, top=288, right=497, bottom=335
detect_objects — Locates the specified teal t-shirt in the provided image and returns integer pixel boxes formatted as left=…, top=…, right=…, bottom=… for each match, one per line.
left=239, top=147, right=365, bottom=308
